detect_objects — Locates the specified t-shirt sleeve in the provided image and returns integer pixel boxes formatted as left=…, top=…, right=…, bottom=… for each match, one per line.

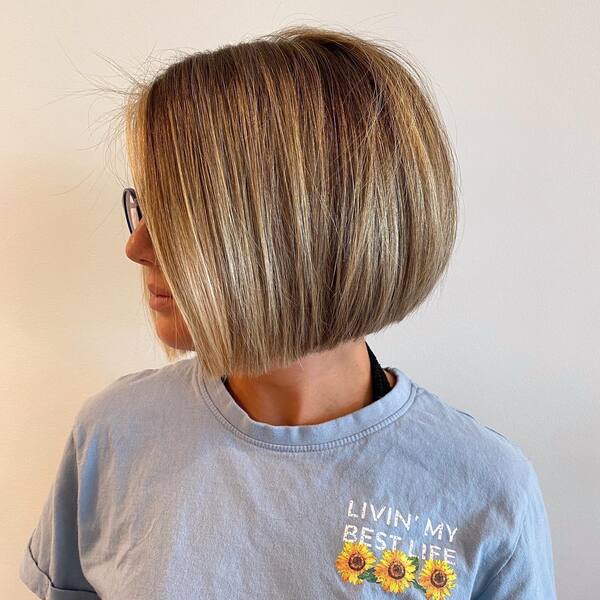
left=19, top=426, right=99, bottom=599
left=475, top=460, right=557, bottom=599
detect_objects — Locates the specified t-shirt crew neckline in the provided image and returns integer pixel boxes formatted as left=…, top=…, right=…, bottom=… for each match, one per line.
left=196, top=362, right=417, bottom=452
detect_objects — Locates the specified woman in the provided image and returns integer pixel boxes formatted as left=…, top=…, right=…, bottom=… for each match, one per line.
left=20, top=25, right=556, bottom=599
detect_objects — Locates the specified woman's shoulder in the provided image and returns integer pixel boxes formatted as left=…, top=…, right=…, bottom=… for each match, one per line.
left=405, top=382, right=535, bottom=502
left=411, top=382, right=528, bottom=456
left=72, top=356, right=198, bottom=437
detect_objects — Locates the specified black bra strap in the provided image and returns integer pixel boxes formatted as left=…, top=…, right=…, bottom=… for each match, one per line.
left=366, top=341, right=392, bottom=401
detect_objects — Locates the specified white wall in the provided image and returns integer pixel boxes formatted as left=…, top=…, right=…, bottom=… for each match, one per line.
left=2, top=2, right=598, bottom=597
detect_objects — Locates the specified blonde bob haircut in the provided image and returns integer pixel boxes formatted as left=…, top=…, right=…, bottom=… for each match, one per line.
left=122, top=25, right=459, bottom=379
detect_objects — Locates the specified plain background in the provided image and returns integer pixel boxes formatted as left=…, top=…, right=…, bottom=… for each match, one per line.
left=2, top=2, right=598, bottom=598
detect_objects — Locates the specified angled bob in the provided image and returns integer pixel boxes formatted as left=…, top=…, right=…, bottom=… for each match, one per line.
left=122, top=25, right=459, bottom=378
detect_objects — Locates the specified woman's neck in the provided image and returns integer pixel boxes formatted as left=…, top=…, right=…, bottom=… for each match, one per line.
left=223, top=338, right=396, bottom=426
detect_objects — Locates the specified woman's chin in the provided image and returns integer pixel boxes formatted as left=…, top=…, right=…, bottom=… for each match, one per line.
left=153, top=312, right=193, bottom=351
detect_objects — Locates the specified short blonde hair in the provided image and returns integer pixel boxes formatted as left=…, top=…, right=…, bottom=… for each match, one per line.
left=122, top=25, right=459, bottom=378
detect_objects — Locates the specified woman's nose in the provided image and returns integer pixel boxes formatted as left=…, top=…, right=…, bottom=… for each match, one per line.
left=125, top=219, right=156, bottom=266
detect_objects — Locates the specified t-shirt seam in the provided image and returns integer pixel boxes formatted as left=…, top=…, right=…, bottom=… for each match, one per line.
left=472, top=459, right=533, bottom=599
left=25, top=530, right=101, bottom=598
left=26, top=532, right=52, bottom=589
left=25, top=545, right=101, bottom=598
left=198, top=377, right=420, bottom=454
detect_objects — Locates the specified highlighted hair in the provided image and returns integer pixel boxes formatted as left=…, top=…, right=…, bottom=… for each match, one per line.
left=122, top=25, right=459, bottom=378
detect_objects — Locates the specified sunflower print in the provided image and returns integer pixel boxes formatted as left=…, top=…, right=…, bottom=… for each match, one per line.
left=416, top=559, right=457, bottom=599
left=336, top=542, right=457, bottom=596
left=374, top=549, right=418, bottom=593
left=335, top=541, right=377, bottom=585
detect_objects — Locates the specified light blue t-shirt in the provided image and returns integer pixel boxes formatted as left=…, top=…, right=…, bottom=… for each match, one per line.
left=20, top=356, right=556, bottom=599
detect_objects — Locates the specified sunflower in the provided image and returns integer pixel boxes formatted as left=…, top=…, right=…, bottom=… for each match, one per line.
left=373, top=549, right=417, bottom=594
left=335, top=541, right=377, bottom=585
left=417, top=559, right=457, bottom=599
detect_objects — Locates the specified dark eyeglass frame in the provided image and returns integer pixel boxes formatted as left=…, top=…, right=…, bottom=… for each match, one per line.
left=122, top=187, right=143, bottom=234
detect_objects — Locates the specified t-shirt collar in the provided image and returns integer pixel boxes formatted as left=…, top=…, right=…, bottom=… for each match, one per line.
left=197, top=362, right=417, bottom=452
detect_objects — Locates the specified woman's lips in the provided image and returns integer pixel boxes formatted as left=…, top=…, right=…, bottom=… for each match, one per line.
left=148, top=289, right=173, bottom=310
